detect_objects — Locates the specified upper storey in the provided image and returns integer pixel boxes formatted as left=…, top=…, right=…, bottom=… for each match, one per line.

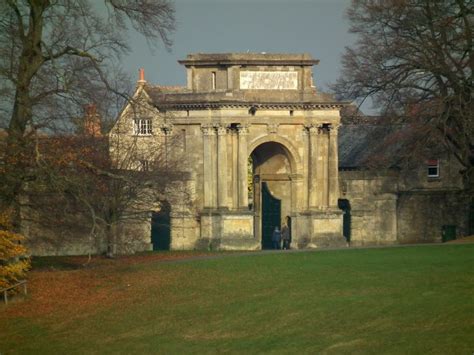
left=179, top=53, right=319, bottom=93
left=144, top=53, right=342, bottom=110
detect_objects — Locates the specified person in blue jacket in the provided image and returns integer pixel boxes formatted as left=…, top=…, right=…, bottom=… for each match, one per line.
left=272, top=226, right=281, bottom=250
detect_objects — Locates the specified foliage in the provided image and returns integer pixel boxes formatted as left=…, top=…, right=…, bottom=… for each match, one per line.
left=0, top=0, right=176, bottom=206
left=334, top=0, right=473, bottom=187
left=0, top=246, right=473, bottom=352
left=0, top=209, right=30, bottom=289
left=0, top=0, right=178, bottom=255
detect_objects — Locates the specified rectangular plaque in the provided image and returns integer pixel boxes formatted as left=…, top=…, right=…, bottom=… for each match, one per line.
left=240, top=71, right=298, bottom=90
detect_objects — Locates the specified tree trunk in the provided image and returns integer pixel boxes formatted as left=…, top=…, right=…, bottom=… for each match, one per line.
left=106, top=223, right=117, bottom=258
left=2, top=1, right=49, bottom=221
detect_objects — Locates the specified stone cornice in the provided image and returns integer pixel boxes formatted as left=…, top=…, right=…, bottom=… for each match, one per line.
left=178, top=53, right=320, bottom=67
left=153, top=101, right=345, bottom=111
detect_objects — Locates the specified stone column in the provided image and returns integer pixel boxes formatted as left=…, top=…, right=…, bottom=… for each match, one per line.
left=321, top=126, right=330, bottom=208
left=217, top=125, right=229, bottom=209
left=328, top=124, right=340, bottom=207
left=237, top=124, right=249, bottom=209
left=201, top=124, right=215, bottom=208
left=307, top=124, right=319, bottom=209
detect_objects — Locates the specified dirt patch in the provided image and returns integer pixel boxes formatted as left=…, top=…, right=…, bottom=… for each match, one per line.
left=447, top=235, right=474, bottom=244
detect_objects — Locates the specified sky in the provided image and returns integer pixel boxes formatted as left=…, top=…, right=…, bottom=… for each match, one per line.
left=122, top=0, right=355, bottom=97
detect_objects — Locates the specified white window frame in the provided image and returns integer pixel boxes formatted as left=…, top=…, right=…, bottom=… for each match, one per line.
left=133, top=118, right=152, bottom=136
left=427, top=159, right=440, bottom=178
left=139, top=159, right=149, bottom=171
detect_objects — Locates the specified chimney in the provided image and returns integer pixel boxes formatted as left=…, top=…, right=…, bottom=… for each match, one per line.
left=138, top=68, right=146, bottom=85
left=84, top=103, right=101, bottom=137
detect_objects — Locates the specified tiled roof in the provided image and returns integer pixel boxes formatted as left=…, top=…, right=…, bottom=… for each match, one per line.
left=338, top=123, right=402, bottom=169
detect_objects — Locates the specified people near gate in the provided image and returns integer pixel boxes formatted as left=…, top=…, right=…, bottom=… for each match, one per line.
left=281, top=223, right=291, bottom=250
left=272, top=226, right=281, bottom=250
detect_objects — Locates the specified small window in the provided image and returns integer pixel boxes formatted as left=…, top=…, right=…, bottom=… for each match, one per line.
left=134, top=118, right=152, bottom=135
left=289, top=110, right=294, bottom=116
left=139, top=160, right=149, bottom=171
left=427, top=159, right=439, bottom=178
left=211, top=72, right=216, bottom=90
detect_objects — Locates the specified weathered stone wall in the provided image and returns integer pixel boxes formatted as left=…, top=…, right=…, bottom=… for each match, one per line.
left=340, top=160, right=470, bottom=245
left=339, top=170, right=398, bottom=246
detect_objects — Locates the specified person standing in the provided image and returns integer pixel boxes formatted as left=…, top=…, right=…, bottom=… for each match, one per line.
left=281, top=223, right=290, bottom=250
left=272, top=226, right=281, bottom=250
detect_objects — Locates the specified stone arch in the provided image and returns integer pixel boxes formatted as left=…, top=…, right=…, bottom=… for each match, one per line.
left=248, top=134, right=302, bottom=175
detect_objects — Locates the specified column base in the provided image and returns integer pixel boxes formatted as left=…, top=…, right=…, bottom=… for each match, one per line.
left=293, top=210, right=347, bottom=249
left=198, top=210, right=258, bottom=250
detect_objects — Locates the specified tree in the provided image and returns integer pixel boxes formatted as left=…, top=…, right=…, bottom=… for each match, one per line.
left=21, top=104, right=190, bottom=257
left=0, top=0, right=176, bottom=212
left=333, top=0, right=473, bottom=189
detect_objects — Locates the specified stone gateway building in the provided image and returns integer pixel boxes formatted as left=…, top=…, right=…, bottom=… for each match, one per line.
left=23, top=52, right=471, bottom=255
left=108, top=52, right=472, bottom=253
left=110, top=53, right=347, bottom=251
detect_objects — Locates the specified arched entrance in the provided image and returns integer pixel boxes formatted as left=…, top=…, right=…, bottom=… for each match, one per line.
left=250, top=141, right=294, bottom=249
left=151, top=201, right=171, bottom=250
left=338, top=199, right=351, bottom=243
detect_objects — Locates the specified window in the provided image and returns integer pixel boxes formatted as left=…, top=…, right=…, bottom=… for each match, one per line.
left=427, top=159, right=439, bottom=178
left=211, top=71, right=216, bottom=90
left=134, top=118, right=152, bottom=135
left=139, top=160, right=149, bottom=171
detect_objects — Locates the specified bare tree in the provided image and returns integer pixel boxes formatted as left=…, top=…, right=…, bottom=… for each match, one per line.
left=24, top=117, right=190, bottom=258
left=0, top=0, right=175, bottom=212
left=333, top=0, right=473, bottom=189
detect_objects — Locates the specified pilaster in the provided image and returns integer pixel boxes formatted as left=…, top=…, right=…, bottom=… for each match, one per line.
left=328, top=124, right=340, bottom=207
left=306, top=124, right=320, bottom=209
left=217, top=124, right=229, bottom=209
left=237, top=124, right=249, bottom=209
left=320, top=125, right=330, bottom=208
left=201, top=124, right=216, bottom=208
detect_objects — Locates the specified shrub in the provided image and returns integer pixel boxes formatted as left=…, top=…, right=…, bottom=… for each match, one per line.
left=0, top=209, right=30, bottom=289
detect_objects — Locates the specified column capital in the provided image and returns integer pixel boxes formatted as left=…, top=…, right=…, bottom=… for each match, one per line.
left=304, top=123, right=322, bottom=135
left=216, top=125, right=229, bottom=135
left=329, top=124, right=340, bottom=134
left=237, top=124, right=250, bottom=135
left=201, top=124, right=216, bottom=136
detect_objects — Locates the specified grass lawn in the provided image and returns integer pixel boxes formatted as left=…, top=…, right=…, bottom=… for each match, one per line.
left=1, top=245, right=473, bottom=354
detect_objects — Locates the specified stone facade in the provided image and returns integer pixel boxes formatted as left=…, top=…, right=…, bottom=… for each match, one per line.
left=110, top=53, right=347, bottom=250
left=338, top=123, right=471, bottom=245
left=21, top=53, right=471, bottom=255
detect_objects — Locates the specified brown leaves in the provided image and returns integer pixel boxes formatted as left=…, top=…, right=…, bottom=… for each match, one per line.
left=1, top=252, right=211, bottom=319
left=0, top=209, right=31, bottom=289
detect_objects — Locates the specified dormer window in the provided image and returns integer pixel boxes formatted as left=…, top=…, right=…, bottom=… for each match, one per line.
left=427, top=159, right=439, bottom=178
left=134, top=118, right=152, bottom=135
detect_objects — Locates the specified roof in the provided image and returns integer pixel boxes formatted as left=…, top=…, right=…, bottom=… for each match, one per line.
left=144, top=85, right=343, bottom=110
left=338, top=123, right=402, bottom=169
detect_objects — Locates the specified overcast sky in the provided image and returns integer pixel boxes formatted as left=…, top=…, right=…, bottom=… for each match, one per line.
left=122, top=0, right=354, bottom=95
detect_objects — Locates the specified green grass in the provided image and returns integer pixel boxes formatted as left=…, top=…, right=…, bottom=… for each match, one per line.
left=1, top=245, right=474, bottom=354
